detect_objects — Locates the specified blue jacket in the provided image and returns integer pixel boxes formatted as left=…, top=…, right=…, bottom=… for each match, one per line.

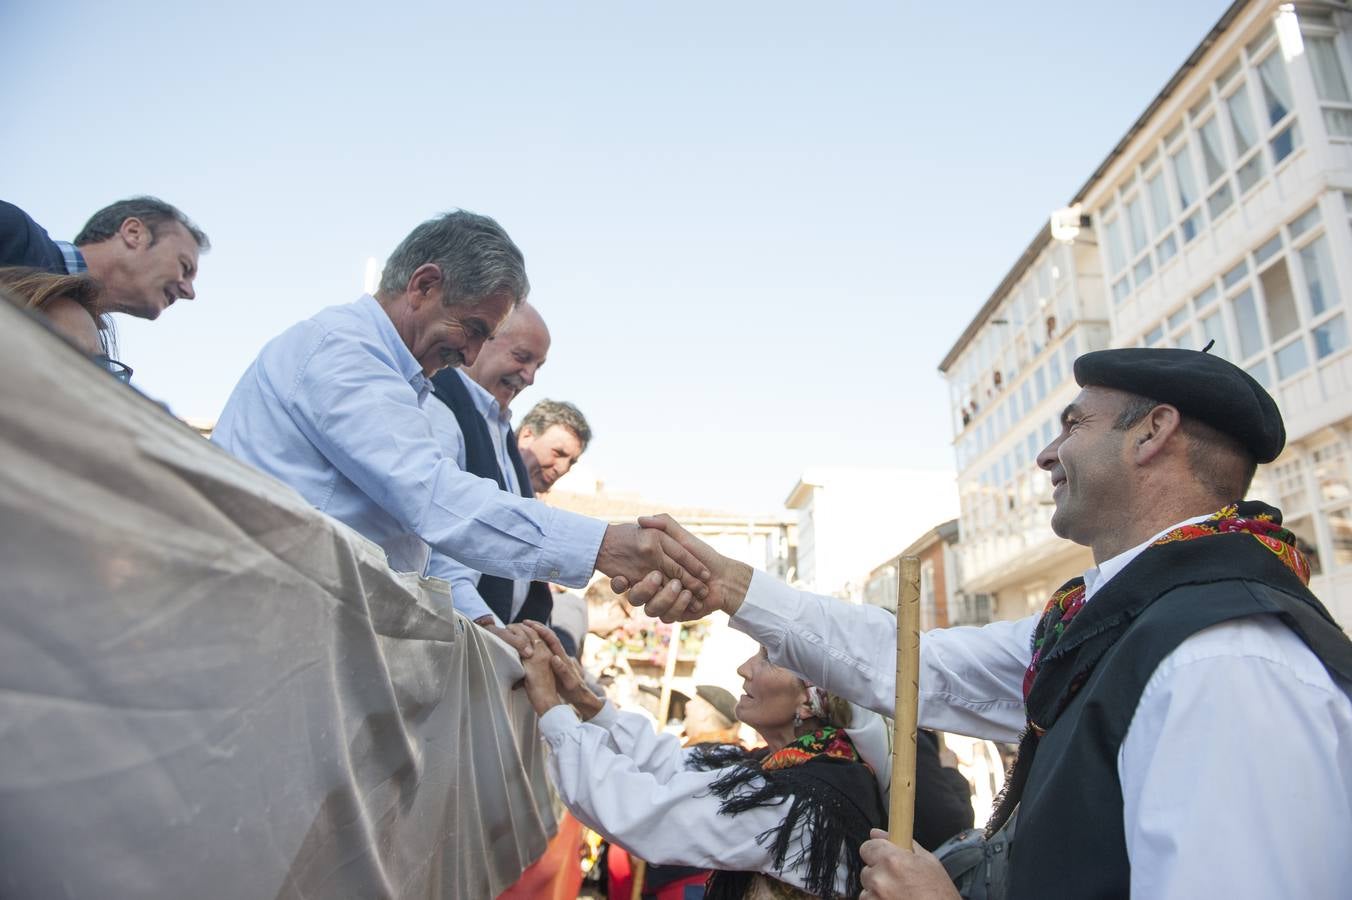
left=0, top=201, right=67, bottom=272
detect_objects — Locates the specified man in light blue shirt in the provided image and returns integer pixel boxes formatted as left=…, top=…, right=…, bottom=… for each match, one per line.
left=213, top=211, right=706, bottom=653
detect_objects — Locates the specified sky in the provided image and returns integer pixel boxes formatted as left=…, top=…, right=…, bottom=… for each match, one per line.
left=2, top=0, right=1230, bottom=512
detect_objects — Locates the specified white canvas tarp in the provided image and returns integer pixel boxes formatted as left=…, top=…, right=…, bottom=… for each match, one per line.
left=0, top=302, right=554, bottom=898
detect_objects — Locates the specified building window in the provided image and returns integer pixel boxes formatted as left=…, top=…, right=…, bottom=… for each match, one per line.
left=1313, top=314, right=1349, bottom=359
left=1256, top=50, right=1292, bottom=121
left=1298, top=235, right=1339, bottom=316
left=1327, top=506, right=1352, bottom=568
left=1261, top=259, right=1300, bottom=342
left=1289, top=204, right=1322, bottom=239
left=1197, top=114, right=1228, bottom=183
left=1225, top=81, right=1266, bottom=192
left=1254, top=233, right=1283, bottom=266
left=1170, top=139, right=1204, bottom=242
left=1232, top=287, right=1264, bottom=357
left=1246, top=358, right=1272, bottom=388
left=1200, top=309, right=1228, bottom=358
left=1314, top=442, right=1351, bottom=503
left=1103, top=214, right=1128, bottom=283
left=1307, top=34, right=1352, bottom=138
left=1272, top=457, right=1309, bottom=514
left=1273, top=336, right=1309, bottom=379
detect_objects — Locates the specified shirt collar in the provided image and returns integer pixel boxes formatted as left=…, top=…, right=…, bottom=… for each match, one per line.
left=56, top=241, right=87, bottom=275
left=458, top=368, right=510, bottom=424
left=1082, top=513, right=1212, bottom=600
left=356, top=294, right=431, bottom=398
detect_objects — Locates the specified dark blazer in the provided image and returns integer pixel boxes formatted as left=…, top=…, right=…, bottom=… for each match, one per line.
left=429, top=369, right=570, bottom=650
left=0, top=201, right=68, bottom=272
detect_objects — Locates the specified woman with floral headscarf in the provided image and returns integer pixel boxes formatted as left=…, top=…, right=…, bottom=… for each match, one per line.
left=520, top=624, right=886, bottom=899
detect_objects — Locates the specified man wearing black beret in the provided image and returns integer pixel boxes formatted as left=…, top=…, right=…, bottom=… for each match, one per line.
left=623, top=346, right=1352, bottom=899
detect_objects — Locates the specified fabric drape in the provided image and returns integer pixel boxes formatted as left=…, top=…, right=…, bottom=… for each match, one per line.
left=0, top=302, right=555, bottom=899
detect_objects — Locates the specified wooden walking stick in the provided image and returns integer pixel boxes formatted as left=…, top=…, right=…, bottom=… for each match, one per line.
left=889, top=556, right=922, bottom=850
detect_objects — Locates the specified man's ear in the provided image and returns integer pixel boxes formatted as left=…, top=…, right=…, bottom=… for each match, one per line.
left=1133, top=404, right=1183, bottom=464
left=118, top=217, right=149, bottom=250
left=406, top=264, right=443, bottom=307
left=517, top=425, right=536, bottom=443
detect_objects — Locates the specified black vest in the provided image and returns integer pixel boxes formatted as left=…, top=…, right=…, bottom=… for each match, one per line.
left=1008, top=533, right=1352, bottom=899
left=428, top=369, right=553, bottom=626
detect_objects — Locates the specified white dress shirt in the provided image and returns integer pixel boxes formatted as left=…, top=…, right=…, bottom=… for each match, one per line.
left=213, top=295, right=605, bottom=601
left=539, top=702, right=860, bottom=895
left=732, top=519, right=1352, bottom=899
left=424, top=370, right=531, bottom=624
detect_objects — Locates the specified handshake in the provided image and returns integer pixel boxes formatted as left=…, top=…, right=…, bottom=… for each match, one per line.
left=487, top=515, right=755, bottom=716
left=599, top=514, right=755, bottom=624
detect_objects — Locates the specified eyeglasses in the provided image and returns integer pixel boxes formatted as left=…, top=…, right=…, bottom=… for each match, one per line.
left=93, top=355, right=133, bottom=383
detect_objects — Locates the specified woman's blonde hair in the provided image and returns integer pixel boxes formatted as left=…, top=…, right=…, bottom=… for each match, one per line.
left=0, top=267, right=114, bottom=352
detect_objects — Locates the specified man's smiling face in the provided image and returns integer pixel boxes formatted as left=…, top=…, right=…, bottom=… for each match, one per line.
left=406, top=288, right=513, bottom=377
left=465, top=303, right=550, bottom=410
left=1036, top=387, right=1135, bottom=547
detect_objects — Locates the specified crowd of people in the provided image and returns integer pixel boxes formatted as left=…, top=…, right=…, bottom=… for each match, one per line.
left=6, top=194, right=1352, bottom=899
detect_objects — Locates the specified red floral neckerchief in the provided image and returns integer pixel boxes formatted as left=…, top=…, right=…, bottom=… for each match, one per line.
left=760, top=725, right=861, bottom=771
left=1021, top=503, right=1312, bottom=704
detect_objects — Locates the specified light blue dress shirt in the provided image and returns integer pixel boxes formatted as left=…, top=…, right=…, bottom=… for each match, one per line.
left=424, top=370, right=532, bottom=624
left=212, top=295, right=606, bottom=604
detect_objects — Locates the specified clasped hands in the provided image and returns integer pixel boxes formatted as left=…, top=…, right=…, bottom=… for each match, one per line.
left=509, top=621, right=604, bottom=719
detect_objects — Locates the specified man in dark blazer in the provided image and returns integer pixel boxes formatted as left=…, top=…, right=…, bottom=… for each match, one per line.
left=423, top=303, right=592, bottom=654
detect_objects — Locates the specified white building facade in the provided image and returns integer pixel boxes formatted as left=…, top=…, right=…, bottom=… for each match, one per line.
left=942, top=0, right=1352, bottom=624
left=1081, top=0, right=1352, bottom=623
left=784, top=467, right=958, bottom=598
left=939, top=228, right=1109, bottom=621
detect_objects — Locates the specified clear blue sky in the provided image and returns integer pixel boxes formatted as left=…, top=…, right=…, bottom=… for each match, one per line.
left=2, top=0, right=1228, bottom=512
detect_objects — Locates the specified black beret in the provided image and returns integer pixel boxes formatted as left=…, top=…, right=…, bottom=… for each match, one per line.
left=1073, top=347, right=1285, bottom=463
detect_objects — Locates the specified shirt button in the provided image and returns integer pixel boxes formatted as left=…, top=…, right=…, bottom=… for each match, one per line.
left=550, top=570, right=560, bottom=578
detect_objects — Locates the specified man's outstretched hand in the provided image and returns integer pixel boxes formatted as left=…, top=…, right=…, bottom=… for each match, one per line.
left=615, top=513, right=753, bottom=623
left=595, top=522, right=711, bottom=607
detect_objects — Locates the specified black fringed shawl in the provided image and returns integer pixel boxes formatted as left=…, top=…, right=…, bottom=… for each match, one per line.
left=687, top=727, right=885, bottom=899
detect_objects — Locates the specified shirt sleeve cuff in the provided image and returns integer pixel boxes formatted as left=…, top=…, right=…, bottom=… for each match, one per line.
left=534, top=507, right=607, bottom=588
left=538, top=704, right=582, bottom=744
left=588, top=701, right=619, bottom=730
left=450, top=583, right=501, bottom=625
left=729, top=568, right=803, bottom=656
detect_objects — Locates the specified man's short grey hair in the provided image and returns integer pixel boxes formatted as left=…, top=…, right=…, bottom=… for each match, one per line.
left=379, top=210, right=529, bottom=307
left=520, top=399, right=592, bottom=451
left=74, top=196, right=210, bottom=250
left=1112, top=392, right=1256, bottom=500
